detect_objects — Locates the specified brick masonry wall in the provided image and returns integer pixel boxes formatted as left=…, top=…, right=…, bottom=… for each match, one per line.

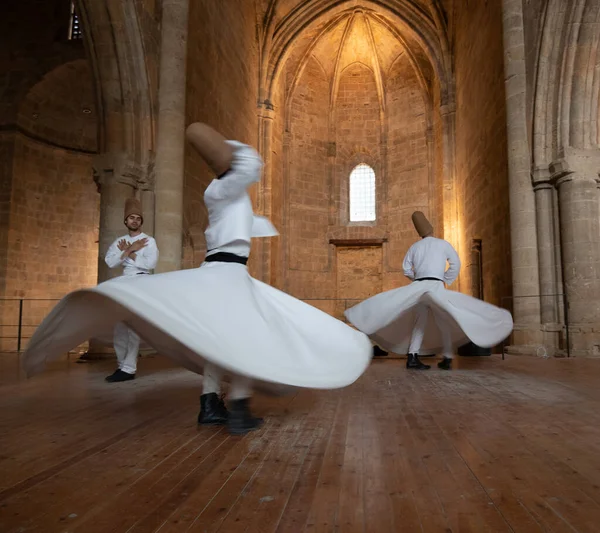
left=183, top=0, right=259, bottom=271
left=454, top=0, right=513, bottom=308
left=0, top=134, right=99, bottom=350
left=0, top=135, right=16, bottom=299
left=335, top=63, right=381, bottom=225
left=278, top=53, right=432, bottom=302
left=6, top=56, right=99, bottom=302
left=288, top=57, right=330, bottom=273
left=386, top=54, right=430, bottom=281
left=0, top=0, right=100, bottom=350
left=7, top=136, right=99, bottom=300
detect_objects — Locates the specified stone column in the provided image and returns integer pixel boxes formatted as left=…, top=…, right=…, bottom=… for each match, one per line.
left=426, top=126, right=437, bottom=232
left=597, top=177, right=600, bottom=224
left=533, top=178, right=564, bottom=355
left=440, top=103, right=460, bottom=292
left=93, top=155, right=137, bottom=283
left=555, top=171, right=600, bottom=355
left=533, top=179, right=559, bottom=323
left=501, top=0, right=542, bottom=346
left=552, top=187, right=565, bottom=325
left=281, top=131, right=292, bottom=292
left=140, top=189, right=155, bottom=237
left=87, top=158, right=135, bottom=358
left=153, top=0, right=189, bottom=273
left=254, top=104, right=274, bottom=283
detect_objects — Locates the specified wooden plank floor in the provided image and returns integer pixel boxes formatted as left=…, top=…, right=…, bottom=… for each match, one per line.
left=1, top=354, right=600, bottom=532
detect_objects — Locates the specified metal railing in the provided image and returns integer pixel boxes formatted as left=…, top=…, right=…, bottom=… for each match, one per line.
left=5, top=294, right=556, bottom=357
left=0, top=297, right=364, bottom=353
left=0, top=298, right=61, bottom=352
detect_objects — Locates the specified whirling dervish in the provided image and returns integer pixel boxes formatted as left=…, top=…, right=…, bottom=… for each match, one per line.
left=22, top=123, right=373, bottom=435
left=344, top=211, right=513, bottom=370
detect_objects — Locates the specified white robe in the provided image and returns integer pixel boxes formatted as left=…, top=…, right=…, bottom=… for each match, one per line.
left=104, top=232, right=159, bottom=276
left=22, top=142, right=372, bottom=393
left=344, top=237, right=513, bottom=355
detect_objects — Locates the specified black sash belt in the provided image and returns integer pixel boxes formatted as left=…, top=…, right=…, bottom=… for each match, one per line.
left=415, top=277, right=443, bottom=282
left=204, top=252, right=248, bottom=265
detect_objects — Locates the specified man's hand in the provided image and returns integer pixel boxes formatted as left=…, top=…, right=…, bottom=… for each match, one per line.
left=117, top=239, right=130, bottom=251
left=128, top=238, right=148, bottom=253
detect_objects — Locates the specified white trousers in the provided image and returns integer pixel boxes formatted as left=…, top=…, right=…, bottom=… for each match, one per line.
left=408, top=304, right=454, bottom=358
left=203, top=362, right=252, bottom=400
left=113, top=322, right=140, bottom=374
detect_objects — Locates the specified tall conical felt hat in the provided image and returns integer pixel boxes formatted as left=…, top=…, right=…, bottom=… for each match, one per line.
left=411, top=211, right=433, bottom=238
left=185, top=122, right=234, bottom=176
left=124, top=197, right=143, bottom=222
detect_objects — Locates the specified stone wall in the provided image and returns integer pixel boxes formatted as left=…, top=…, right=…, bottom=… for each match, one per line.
left=2, top=59, right=99, bottom=347
left=0, top=0, right=99, bottom=350
left=454, top=0, right=513, bottom=309
left=522, top=0, right=547, bottom=143
left=386, top=54, right=430, bottom=286
left=275, top=49, right=432, bottom=306
left=6, top=136, right=98, bottom=300
left=183, top=0, right=260, bottom=270
left=287, top=57, right=330, bottom=275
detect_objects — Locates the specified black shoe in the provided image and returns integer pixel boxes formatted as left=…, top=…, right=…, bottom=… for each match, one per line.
left=227, top=398, right=263, bottom=436
left=198, top=393, right=229, bottom=425
left=105, top=369, right=135, bottom=382
left=438, top=357, right=452, bottom=370
left=406, top=353, right=431, bottom=370
left=372, top=345, right=388, bottom=357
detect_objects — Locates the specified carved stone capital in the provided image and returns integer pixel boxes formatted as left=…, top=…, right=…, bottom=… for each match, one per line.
left=92, top=152, right=152, bottom=191
left=257, top=99, right=275, bottom=113
left=532, top=167, right=553, bottom=189
left=549, top=147, right=600, bottom=186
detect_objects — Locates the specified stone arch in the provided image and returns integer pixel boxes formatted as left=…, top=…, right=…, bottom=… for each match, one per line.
left=75, top=0, right=158, bottom=283
left=76, top=0, right=155, bottom=163
left=531, top=0, right=600, bottom=356
left=564, top=0, right=600, bottom=151
left=533, top=0, right=600, bottom=167
left=17, top=59, right=98, bottom=153
left=259, top=1, right=457, bottom=279
left=261, top=0, right=452, bottom=106
left=268, top=2, right=443, bottom=296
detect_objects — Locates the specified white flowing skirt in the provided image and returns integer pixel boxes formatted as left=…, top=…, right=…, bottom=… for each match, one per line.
left=23, top=263, right=372, bottom=392
left=344, top=280, right=513, bottom=355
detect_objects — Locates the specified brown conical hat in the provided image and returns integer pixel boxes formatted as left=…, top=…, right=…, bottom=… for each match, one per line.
left=411, top=211, right=433, bottom=237
left=124, top=197, right=143, bottom=222
left=185, top=122, right=234, bottom=176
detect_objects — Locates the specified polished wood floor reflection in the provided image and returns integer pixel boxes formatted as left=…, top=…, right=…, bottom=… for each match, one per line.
left=1, top=354, right=600, bottom=532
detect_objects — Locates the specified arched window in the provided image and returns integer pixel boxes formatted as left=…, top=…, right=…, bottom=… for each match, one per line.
left=349, top=164, right=376, bottom=222
left=68, top=1, right=82, bottom=40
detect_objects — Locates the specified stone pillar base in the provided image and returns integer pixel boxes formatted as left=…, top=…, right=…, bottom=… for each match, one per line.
left=566, top=324, right=600, bottom=357
left=503, top=324, right=545, bottom=356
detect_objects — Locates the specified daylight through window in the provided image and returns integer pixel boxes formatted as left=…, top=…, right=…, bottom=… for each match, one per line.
left=349, top=164, right=376, bottom=222
left=68, top=1, right=82, bottom=40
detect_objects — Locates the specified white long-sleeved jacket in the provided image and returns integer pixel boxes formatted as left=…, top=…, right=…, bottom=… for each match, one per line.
left=402, top=236, right=460, bottom=286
